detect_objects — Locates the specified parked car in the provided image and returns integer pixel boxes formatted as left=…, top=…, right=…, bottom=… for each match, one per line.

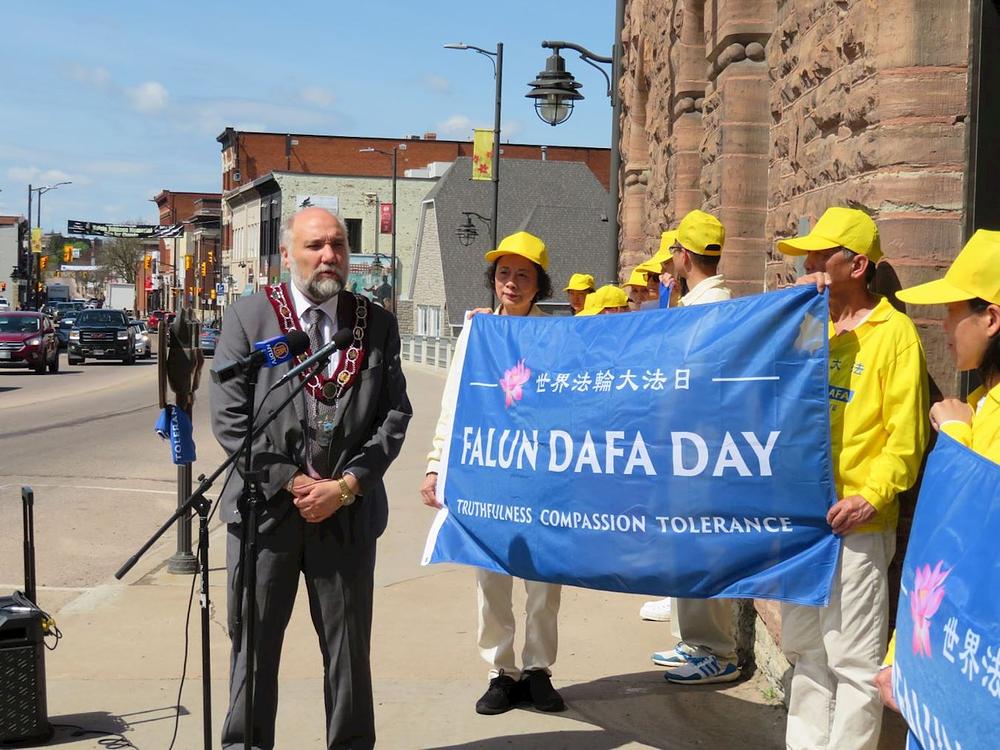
left=68, top=309, right=135, bottom=365
left=148, top=310, right=165, bottom=331
left=0, top=312, right=60, bottom=374
left=129, top=320, right=153, bottom=360
left=200, top=327, right=219, bottom=356
left=0, top=298, right=10, bottom=311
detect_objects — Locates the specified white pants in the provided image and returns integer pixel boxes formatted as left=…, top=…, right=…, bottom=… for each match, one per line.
left=669, top=597, right=738, bottom=660
left=781, top=530, right=896, bottom=750
left=476, top=569, right=561, bottom=679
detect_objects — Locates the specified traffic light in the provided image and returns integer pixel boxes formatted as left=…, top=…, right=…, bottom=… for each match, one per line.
left=39, top=256, right=48, bottom=270
left=210, top=289, right=217, bottom=300
left=144, top=255, right=152, bottom=271
left=184, top=255, right=192, bottom=270
left=63, top=245, right=73, bottom=262
left=207, top=250, right=214, bottom=263
left=200, top=262, right=207, bottom=277
left=1, top=282, right=6, bottom=292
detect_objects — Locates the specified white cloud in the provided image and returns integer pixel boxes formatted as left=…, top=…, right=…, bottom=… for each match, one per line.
left=129, top=81, right=169, bottom=113
left=300, top=85, right=335, bottom=108
left=422, top=74, right=452, bottom=95
left=6, top=166, right=75, bottom=184
left=68, top=64, right=111, bottom=87
left=176, top=96, right=340, bottom=136
left=436, top=114, right=475, bottom=137
left=501, top=119, right=524, bottom=139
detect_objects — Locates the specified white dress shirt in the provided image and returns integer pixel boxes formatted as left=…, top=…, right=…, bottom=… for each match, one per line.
left=288, top=280, right=342, bottom=376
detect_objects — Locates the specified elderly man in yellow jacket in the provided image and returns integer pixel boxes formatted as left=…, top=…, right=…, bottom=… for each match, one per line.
left=777, top=207, right=930, bottom=750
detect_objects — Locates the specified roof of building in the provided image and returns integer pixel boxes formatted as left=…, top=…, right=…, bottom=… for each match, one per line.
left=0, top=215, right=26, bottom=226
left=423, top=157, right=610, bottom=328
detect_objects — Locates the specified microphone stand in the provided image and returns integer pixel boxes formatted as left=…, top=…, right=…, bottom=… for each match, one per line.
left=115, top=356, right=330, bottom=750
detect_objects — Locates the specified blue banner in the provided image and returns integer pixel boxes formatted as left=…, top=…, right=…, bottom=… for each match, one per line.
left=154, top=405, right=196, bottom=465
left=893, top=436, right=1000, bottom=750
left=423, top=286, right=840, bottom=605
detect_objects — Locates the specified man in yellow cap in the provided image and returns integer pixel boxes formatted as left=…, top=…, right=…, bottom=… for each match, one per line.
left=652, top=209, right=740, bottom=686
left=578, top=284, right=629, bottom=315
left=776, top=206, right=929, bottom=750
left=564, top=273, right=596, bottom=315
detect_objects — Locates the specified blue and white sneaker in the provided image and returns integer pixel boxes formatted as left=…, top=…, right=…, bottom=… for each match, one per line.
left=651, top=642, right=694, bottom=667
left=664, top=654, right=741, bottom=684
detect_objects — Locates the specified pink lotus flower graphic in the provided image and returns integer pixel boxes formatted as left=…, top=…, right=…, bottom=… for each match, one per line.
left=499, top=360, right=531, bottom=409
left=910, top=561, right=950, bottom=657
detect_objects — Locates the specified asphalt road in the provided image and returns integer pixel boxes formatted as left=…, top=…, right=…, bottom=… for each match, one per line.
left=0, top=350, right=225, bottom=604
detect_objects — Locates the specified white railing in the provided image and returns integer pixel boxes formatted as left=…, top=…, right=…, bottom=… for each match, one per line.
left=401, top=334, right=457, bottom=369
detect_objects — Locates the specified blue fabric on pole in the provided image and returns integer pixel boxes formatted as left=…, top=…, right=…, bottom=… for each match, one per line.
left=659, top=281, right=672, bottom=308
left=422, top=286, right=840, bottom=605
left=154, top=405, right=197, bottom=465
left=892, top=435, right=1000, bottom=750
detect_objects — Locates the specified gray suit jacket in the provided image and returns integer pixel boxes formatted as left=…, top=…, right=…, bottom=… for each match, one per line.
left=209, top=288, right=412, bottom=541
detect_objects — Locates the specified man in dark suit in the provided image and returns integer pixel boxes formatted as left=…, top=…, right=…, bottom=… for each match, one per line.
left=211, top=206, right=411, bottom=750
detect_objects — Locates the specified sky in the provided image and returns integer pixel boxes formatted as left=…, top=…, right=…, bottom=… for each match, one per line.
left=0, top=0, right=617, bottom=233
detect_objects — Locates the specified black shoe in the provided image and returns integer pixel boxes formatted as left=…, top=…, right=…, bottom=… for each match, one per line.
left=522, top=670, right=566, bottom=712
left=475, top=672, right=520, bottom=715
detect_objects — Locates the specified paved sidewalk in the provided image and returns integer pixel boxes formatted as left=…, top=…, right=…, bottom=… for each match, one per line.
left=30, top=362, right=790, bottom=749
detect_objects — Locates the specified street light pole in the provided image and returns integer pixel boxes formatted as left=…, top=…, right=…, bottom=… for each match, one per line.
left=359, top=144, right=406, bottom=315
left=26, top=185, right=33, bottom=309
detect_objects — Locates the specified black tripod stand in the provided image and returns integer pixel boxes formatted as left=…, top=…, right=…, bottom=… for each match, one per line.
left=116, top=357, right=329, bottom=750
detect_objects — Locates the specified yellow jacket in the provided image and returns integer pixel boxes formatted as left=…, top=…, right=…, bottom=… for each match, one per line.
left=884, top=380, right=1000, bottom=666
left=827, top=297, right=930, bottom=533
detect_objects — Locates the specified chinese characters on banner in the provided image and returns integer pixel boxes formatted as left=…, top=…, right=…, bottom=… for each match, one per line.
left=893, top=436, right=1000, bottom=750
left=423, top=286, right=841, bottom=605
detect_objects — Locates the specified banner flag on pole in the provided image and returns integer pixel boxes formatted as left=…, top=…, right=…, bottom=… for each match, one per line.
left=892, top=435, right=1000, bottom=750
left=422, top=286, right=841, bottom=605
left=472, top=129, right=494, bottom=181
left=30, top=228, right=42, bottom=254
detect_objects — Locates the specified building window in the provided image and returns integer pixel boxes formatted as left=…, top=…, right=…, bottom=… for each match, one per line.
left=345, top=218, right=363, bottom=253
left=417, top=304, right=442, bottom=337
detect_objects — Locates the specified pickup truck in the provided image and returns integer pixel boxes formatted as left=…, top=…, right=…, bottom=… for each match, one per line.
left=68, top=308, right=136, bottom=365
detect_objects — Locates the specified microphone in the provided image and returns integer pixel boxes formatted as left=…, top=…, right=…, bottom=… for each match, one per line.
left=274, top=327, right=353, bottom=389
left=211, top=330, right=310, bottom=384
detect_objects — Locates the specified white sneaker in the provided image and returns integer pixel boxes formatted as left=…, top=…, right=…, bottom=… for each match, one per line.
left=639, top=598, right=672, bottom=621
left=664, top=654, right=741, bottom=685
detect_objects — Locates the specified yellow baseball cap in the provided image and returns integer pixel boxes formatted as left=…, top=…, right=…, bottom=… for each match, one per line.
left=485, top=231, right=549, bottom=271
left=896, top=229, right=1000, bottom=306
left=635, top=259, right=661, bottom=276
left=579, top=285, right=630, bottom=316
left=564, top=273, right=596, bottom=292
left=651, top=230, right=677, bottom=266
left=623, top=268, right=648, bottom=288
left=777, top=207, right=882, bottom=262
left=676, top=210, right=724, bottom=257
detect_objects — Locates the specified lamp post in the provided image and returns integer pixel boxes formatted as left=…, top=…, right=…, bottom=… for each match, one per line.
left=359, top=143, right=407, bottom=315
left=26, top=181, right=71, bottom=308
left=525, top=0, right=625, bottom=284
left=444, top=41, right=504, bottom=257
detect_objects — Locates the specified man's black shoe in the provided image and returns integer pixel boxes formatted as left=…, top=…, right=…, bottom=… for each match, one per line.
left=475, top=673, right=520, bottom=715
left=522, top=670, right=566, bottom=712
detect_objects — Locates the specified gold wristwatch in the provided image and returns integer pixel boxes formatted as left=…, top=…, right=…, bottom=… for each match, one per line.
left=337, top=477, right=356, bottom=506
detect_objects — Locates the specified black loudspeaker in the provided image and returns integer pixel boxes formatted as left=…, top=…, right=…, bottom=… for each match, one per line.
left=0, top=598, right=51, bottom=744
left=0, top=487, right=52, bottom=745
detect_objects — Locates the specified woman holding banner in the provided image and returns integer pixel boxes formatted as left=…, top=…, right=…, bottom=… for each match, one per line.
left=875, top=228, right=1000, bottom=710
left=420, top=231, right=567, bottom=716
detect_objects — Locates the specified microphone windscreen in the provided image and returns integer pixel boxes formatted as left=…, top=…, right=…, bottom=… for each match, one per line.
left=333, top=327, right=353, bottom=349
left=286, top=329, right=311, bottom=355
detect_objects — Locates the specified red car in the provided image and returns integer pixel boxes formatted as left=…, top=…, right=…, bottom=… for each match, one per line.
left=0, top=312, right=60, bottom=374
left=148, top=310, right=176, bottom=332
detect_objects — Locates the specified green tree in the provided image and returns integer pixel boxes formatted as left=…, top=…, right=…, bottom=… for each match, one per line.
left=100, top=236, right=145, bottom=285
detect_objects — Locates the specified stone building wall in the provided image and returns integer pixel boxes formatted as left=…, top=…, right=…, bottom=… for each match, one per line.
left=619, top=0, right=974, bottom=697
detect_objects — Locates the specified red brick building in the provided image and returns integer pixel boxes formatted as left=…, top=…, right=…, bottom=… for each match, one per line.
left=216, top=128, right=611, bottom=255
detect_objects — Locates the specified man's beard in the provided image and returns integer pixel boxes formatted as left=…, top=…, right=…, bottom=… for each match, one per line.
left=294, top=264, right=345, bottom=302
